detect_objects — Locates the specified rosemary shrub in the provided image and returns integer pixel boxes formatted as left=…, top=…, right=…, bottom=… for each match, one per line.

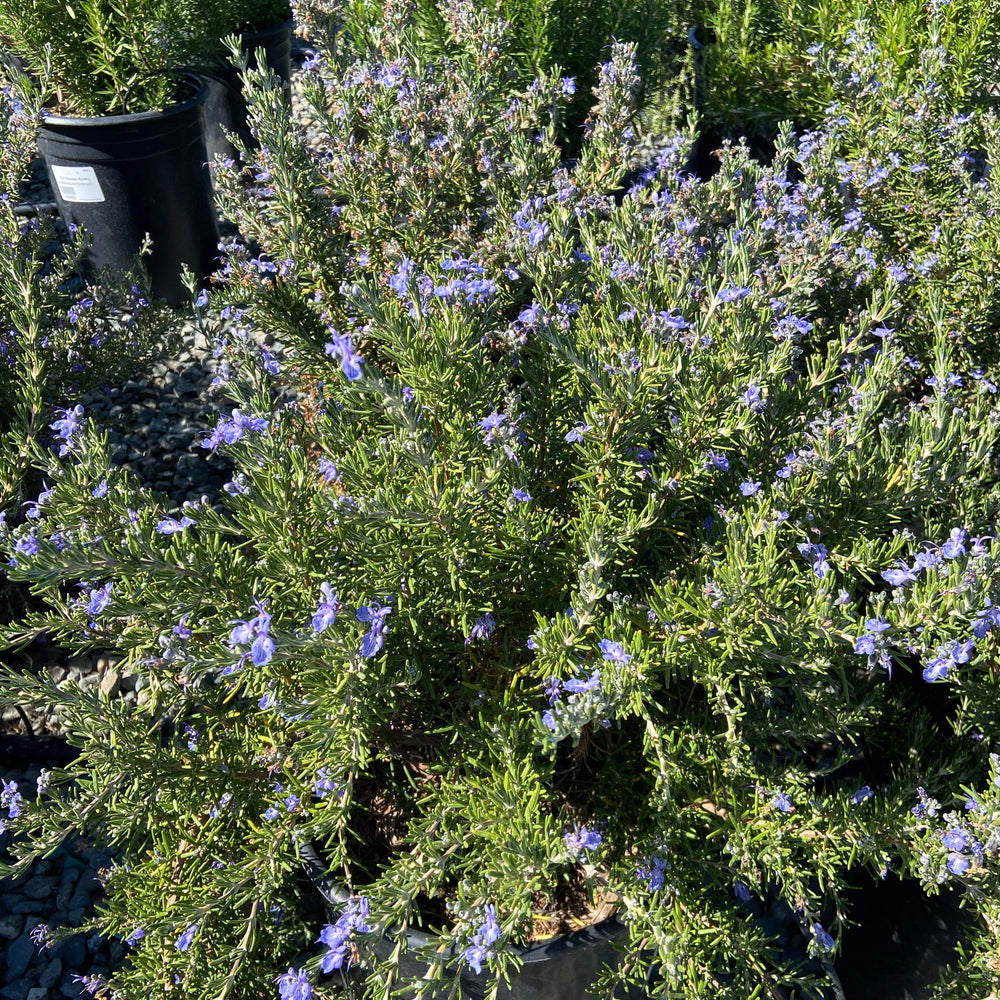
left=2, top=2, right=1000, bottom=999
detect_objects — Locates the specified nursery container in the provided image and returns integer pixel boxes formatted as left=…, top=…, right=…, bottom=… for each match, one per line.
left=201, top=17, right=294, bottom=169
left=37, top=75, right=219, bottom=307
left=301, top=843, right=649, bottom=1000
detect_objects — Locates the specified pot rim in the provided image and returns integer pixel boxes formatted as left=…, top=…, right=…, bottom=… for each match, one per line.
left=40, top=74, right=208, bottom=128
left=299, top=842, right=627, bottom=968
left=240, top=16, right=295, bottom=46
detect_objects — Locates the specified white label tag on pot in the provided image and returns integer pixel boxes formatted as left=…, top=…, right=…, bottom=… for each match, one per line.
left=50, top=165, right=105, bottom=203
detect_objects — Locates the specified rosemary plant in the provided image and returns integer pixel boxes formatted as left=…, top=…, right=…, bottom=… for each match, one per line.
left=1, top=3, right=1000, bottom=999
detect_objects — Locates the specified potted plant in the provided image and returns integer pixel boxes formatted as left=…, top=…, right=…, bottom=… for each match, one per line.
left=3, top=4, right=1000, bottom=1000
left=0, top=0, right=228, bottom=305
left=200, top=0, right=295, bottom=170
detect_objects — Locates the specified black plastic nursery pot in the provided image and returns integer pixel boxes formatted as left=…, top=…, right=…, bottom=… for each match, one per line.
left=36, top=76, right=220, bottom=307
left=201, top=18, right=294, bottom=169
left=300, top=844, right=648, bottom=1000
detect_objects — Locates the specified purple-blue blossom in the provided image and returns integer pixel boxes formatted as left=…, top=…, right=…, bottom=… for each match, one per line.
left=201, top=408, right=269, bottom=451
left=599, top=639, right=632, bottom=663
left=156, top=515, right=196, bottom=535
left=564, top=823, right=602, bottom=855
left=882, top=561, right=918, bottom=587
left=313, top=768, right=341, bottom=799
left=771, top=791, right=793, bottom=813
left=740, top=481, right=762, bottom=497
left=324, top=332, right=363, bottom=381
left=463, top=904, right=501, bottom=975
left=563, top=670, right=601, bottom=694
left=941, top=828, right=968, bottom=853
left=797, top=542, right=831, bottom=579
left=2, top=779, right=23, bottom=819
left=50, top=405, right=85, bottom=456
left=311, top=582, right=339, bottom=633
left=318, top=897, right=371, bottom=973
left=922, top=638, right=974, bottom=683
left=276, top=968, right=312, bottom=1000
left=81, top=582, right=113, bottom=617
left=465, top=612, right=497, bottom=646
left=228, top=600, right=275, bottom=668
left=851, top=786, right=873, bottom=805
left=175, top=923, right=198, bottom=952
left=511, top=488, right=531, bottom=502
left=478, top=411, right=507, bottom=446
left=357, top=602, right=392, bottom=658
left=637, top=855, right=669, bottom=891
left=941, top=528, right=966, bottom=560
left=812, top=923, right=835, bottom=951
left=947, top=853, right=970, bottom=875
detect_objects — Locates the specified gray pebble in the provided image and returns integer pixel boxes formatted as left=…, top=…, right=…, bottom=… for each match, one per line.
left=51, top=934, right=85, bottom=969
left=0, top=916, right=22, bottom=940
left=20, top=877, right=58, bottom=901
left=39, top=957, right=63, bottom=989
left=5, top=930, right=36, bottom=983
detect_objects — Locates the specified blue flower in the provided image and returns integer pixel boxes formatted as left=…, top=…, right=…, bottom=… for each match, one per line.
left=2, top=779, right=23, bottom=819
left=324, top=333, right=363, bottom=381
left=812, top=923, right=835, bottom=951
left=718, top=285, right=751, bottom=303
left=542, top=676, right=561, bottom=706
left=564, top=421, right=591, bottom=444
left=771, top=792, right=793, bottom=813
left=599, top=639, right=632, bottom=663
left=318, top=898, right=370, bottom=973
left=742, top=385, right=764, bottom=411
left=739, top=481, right=762, bottom=497
left=511, top=488, right=531, bottom=502
left=563, top=671, right=601, bottom=694
left=125, top=927, right=145, bottom=947
left=942, top=828, right=968, bottom=852
left=478, top=411, right=507, bottom=446
left=82, top=582, right=113, bottom=617
left=50, top=405, right=85, bottom=456
left=797, top=542, right=831, bottom=579
left=175, top=923, right=198, bottom=952
left=733, top=880, right=752, bottom=902
left=564, top=823, right=602, bottom=855
left=156, top=515, right=196, bottom=535
left=228, top=600, right=275, bottom=668
left=637, top=855, right=669, bottom=891
left=972, top=602, right=1000, bottom=638
left=851, top=786, right=873, bottom=805
left=311, top=583, right=339, bottom=633
left=947, top=853, right=970, bottom=875
left=923, top=638, right=975, bottom=682
left=357, top=602, right=392, bottom=658
left=465, top=613, right=497, bottom=646
left=463, top=904, right=501, bottom=975
left=275, top=968, right=312, bottom=1000
left=318, top=458, right=340, bottom=483
left=881, top=561, right=918, bottom=587
left=941, top=528, right=967, bottom=560
left=313, top=768, right=341, bottom=799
